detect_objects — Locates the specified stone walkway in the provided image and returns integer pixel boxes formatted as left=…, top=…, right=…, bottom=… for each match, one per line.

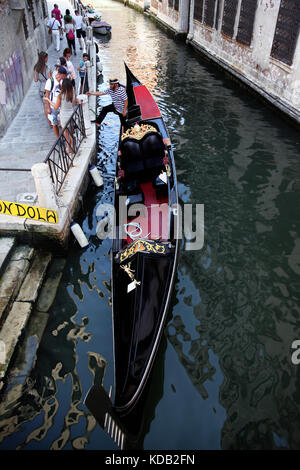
left=0, top=0, right=88, bottom=202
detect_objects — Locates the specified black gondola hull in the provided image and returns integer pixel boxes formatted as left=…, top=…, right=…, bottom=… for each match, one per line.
left=112, top=64, right=179, bottom=415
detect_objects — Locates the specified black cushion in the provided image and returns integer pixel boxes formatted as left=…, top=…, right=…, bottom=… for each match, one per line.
left=141, top=132, right=164, bottom=170
left=120, top=130, right=165, bottom=180
left=122, top=139, right=141, bottom=160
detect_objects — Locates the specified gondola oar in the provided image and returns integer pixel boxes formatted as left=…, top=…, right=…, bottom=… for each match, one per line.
left=84, top=384, right=127, bottom=449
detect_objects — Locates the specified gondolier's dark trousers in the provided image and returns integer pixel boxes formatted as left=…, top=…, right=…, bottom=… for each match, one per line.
left=95, top=103, right=127, bottom=128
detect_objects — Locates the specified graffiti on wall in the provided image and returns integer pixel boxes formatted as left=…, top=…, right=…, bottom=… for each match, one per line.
left=0, top=52, right=24, bottom=125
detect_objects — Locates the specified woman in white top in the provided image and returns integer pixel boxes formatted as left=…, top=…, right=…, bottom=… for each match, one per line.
left=63, top=48, right=77, bottom=88
left=44, top=78, right=78, bottom=154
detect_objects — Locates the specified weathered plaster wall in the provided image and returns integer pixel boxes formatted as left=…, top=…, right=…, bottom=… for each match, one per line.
left=150, top=0, right=180, bottom=32
left=189, top=0, right=300, bottom=118
left=145, top=0, right=299, bottom=121
left=0, top=0, right=50, bottom=137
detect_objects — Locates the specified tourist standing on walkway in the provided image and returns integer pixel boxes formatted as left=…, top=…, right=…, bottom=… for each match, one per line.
left=64, top=19, right=76, bottom=56
left=51, top=4, right=63, bottom=39
left=78, top=53, right=89, bottom=94
left=64, top=9, right=73, bottom=24
left=33, top=51, right=52, bottom=128
left=47, top=14, right=62, bottom=52
left=44, top=66, right=68, bottom=138
left=73, top=10, right=87, bottom=50
left=63, top=48, right=77, bottom=88
left=52, top=60, right=62, bottom=79
left=87, top=79, right=128, bottom=129
left=44, top=78, right=78, bottom=153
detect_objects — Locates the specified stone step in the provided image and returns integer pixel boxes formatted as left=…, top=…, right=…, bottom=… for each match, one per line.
left=0, top=301, right=33, bottom=387
left=1, top=309, right=51, bottom=398
left=0, top=256, right=65, bottom=392
left=35, top=257, right=66, bottom=313
left=0, top=250, right=52, bottom=389
left=0, top=245, right=35, bottom=326
left=0, top=237, right=16, bottom=276
left=16, top=252, right=52, bottom=303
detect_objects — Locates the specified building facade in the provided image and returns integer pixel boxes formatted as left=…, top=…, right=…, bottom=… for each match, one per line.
left=145, top=0, right=300, bottom=122
left=0, top=0, right=50, bottom=137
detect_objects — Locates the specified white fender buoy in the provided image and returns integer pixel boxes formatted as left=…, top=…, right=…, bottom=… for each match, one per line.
left=70, top=222, right=89, bottom=248
left=89, top=164, right=104, bottom=187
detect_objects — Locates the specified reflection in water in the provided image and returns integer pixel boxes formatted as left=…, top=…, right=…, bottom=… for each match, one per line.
left=1, top=0, right=300, bottom=450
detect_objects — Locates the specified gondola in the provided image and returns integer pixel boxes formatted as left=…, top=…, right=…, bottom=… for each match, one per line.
left=85, top=64, right=179, bottom=448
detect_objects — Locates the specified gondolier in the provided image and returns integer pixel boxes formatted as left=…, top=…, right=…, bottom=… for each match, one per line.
left=86, top=78, right=128, bottom=129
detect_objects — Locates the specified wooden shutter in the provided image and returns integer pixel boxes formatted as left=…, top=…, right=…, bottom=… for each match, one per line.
left=271, top=0, right=300, bottom=66
left=236, top=0, right=257, bottom=46
left=221, top=0, right=238, bottom=38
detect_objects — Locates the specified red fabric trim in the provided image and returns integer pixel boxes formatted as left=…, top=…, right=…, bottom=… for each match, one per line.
left=133, top=85, right=161, bottom=120
left=125, top=182, right=169, bottom=245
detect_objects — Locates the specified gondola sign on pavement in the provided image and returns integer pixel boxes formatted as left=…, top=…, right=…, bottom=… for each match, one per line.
left=0, top=200, right=58, bottom=224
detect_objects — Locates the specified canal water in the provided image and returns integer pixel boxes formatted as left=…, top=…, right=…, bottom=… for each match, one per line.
left=1, top=0, right=300, bottom=450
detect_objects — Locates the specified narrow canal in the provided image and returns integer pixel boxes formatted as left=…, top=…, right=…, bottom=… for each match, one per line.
left=1, top=0, right=300, bottom=450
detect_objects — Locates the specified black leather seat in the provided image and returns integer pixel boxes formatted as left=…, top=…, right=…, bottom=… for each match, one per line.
left=141, top=132, right=165, bottom=171
left=121, top=139, right=144, bottom=178
left=120, top=129, right=165, bottom=181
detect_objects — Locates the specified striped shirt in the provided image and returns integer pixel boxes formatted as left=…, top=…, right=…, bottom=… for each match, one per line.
left=104, top=85, right=128, bottom=114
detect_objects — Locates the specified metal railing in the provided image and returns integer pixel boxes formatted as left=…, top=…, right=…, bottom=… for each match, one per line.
left=44, top=103, right=86, bottom=194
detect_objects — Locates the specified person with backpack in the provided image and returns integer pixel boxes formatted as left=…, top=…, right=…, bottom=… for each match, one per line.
left=44, top=66, right=68, bottom=138
left=64, top=17, right=76, bottom=55
left=33, top=51, right=52, bottom=128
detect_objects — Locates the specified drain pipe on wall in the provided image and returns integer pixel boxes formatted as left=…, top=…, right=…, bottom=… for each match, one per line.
left=186, top=0, right=194, bottom=44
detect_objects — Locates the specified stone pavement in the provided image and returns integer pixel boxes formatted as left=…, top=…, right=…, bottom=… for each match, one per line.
left=0, top=0, right=88, bottom=202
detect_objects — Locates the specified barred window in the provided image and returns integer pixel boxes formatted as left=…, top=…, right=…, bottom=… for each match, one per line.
left=221, top=0, right=238, bottom=38
left=270, top=0, right=300, bottom=66
left=168, top=0, right=173, bottom=7
left=41, top=0, right=47, bottom=18
left=174, top=0, right=179, bottom=11
left=26, top=0, right=33, bottom=10
left=32, top=9, right=37, bottom=28
left=22, top=12, right=29, bottom=39
left=236, top=0, right=257, bottom=46
left=194, top=0, right=204, bottom=22
left=203, top=0, right=217, bottom=28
